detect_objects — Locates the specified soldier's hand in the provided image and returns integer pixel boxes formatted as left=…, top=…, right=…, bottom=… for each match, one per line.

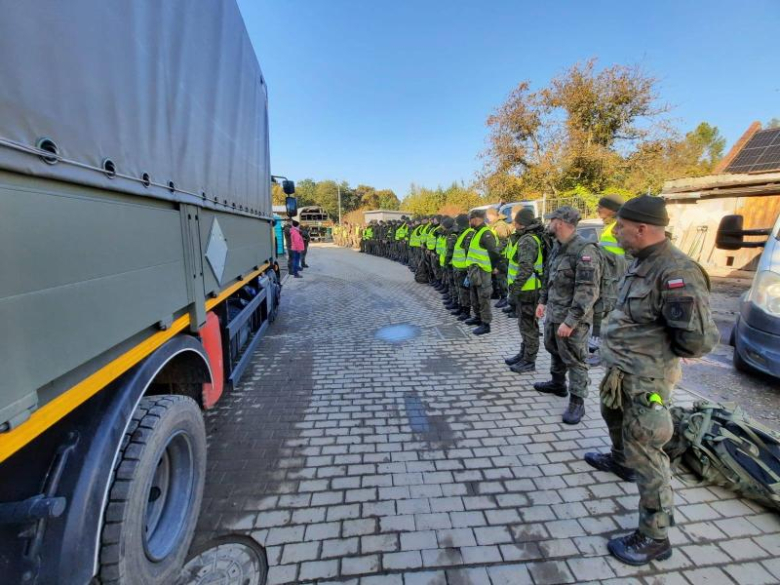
left=557, top=323, right=573, bottom=338
left=535, top=304, right=546, bottom=319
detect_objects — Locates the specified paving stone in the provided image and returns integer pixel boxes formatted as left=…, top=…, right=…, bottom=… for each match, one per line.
left=401, top=530, right=438, bottom=551
left=460, top=545, right=502, bottom=564
left=679, top=543, right=732, bottom=566
left=267, top=525, right=306, bottom=546
left=362, top=533, right=399, bottom=554
left=421, top=547, right=464, bottom=568
left=299, top=559, right=339, bottom=581
left=361, top=575, right=403, bottom=585
left=435, top=528, right=476, bottom=548
left=683, top=567, right=736, bottom=584
left=527, top=560, right=577, bottom=584
left=450, top=511, right=486, bottom=528
left=322, top=537, right=359, bottom=558
left=415, top=513, right=452, bottom=530
left=566, top=556, right=616, bottom=581
left=487, top=563, right=534, bottom=585
left=343, top=518, right=377, bottom=537
left=724, top=561, right=777, bottom=585
left=380, top=515, right=416, bottom=533
left=341, top=554, right=381, bottom=576
left=400, top=570, right=446, bottom=585
left=383, top=551, right=423, bottom=570
left=474, top=526, right=513, bottom=545
left=499, top=542, right=543, bottom=561
left=281, top=541, right=320, bottom=564
left=266, top=564, right=299, bottom=585
left=446, top=567, right=490, bottom=585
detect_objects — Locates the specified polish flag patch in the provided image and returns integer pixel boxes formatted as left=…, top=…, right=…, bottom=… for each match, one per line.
left=582, top=255, right=592, bottom=262
left=667, top=278, right=686, bottom=289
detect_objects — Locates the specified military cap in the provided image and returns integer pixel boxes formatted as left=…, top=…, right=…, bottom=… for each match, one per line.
left=598, top=193, right=625, bottom=212
left=618, top=194, right=669, bottom=226
left=544, top=205, right=580, bottom=225
left=441, top=216, right=455, bottom=229
left=469, top=209, right=486, bottom=220
left=455, top=213, right=469, bottom=228
left=514, top=208, right=536, bottom=226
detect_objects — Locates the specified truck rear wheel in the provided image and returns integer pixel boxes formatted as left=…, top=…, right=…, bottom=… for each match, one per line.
left=100, top=395, right=206, bottom=585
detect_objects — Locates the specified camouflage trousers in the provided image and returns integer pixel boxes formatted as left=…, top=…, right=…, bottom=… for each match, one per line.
left=454, top=269, right=470, bottom=309
left=601, top=370, right=675, bottom=540
left=543, top=320, right=590, bottom=398
left=468, top=266, right=492, bottom=324
left=511, top=290, right=539, bottom=362
left=446, top=268, right=458, bottom=301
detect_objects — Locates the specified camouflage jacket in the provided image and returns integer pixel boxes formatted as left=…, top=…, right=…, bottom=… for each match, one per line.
left=602, top=239, right=719, bottom=379
left=445, top=229, right=459, bottom=266
left=540, top=233, right=601, bottom=327
left=509, top=222, right=545, bottom=298
left=595, top=218, right=630, bottom=311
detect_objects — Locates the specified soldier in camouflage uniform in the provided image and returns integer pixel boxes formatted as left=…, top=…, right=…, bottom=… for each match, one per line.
left=451, top=214, right=475, bottom=321
left=464, top=209, right=500, bottom=335
left=534, top=206, right=600, bottom=425
left=583, top=195, right=719, bottom=566
left=504, top=209, right=545, bottom=373
left=487, top=207, right=513, bottom=305
left=442, top=217, right=460, bottom=312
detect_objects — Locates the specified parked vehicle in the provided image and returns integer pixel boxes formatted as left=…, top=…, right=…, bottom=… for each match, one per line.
left=716, top=213, right=780, bottom=379
left=499, top=200, right=543, bottom=221
left=296, top=205, right=333, bottom=241
left=0, top=2, right=293, bottom=583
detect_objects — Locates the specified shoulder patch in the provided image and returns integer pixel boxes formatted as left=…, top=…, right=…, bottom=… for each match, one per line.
left=581, top=255, right=591, bottom=262
left=667, top=278, right=685, bottom=289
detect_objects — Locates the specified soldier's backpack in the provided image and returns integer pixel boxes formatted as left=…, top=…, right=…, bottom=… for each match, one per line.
left=665, top=401, right=780, bottom=511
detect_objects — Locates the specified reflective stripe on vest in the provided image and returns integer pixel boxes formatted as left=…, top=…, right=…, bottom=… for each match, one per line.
left=466, top=226, right=492, bottom=273
left=599, top=222, right=625, bottom=256
left=452, top=228, right=475, bottom=269
left=508, top=235, right=544, bottom=290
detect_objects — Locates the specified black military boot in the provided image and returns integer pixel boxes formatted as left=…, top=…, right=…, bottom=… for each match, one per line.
left=445, top=301, right=459, bottom=310
left=504, top=353, right=524, bottom=366
left=464, top=316, right=481, bottom=326
left=510, top=360, right=535, bottom=373
left=583, top=452, right=636, bottom=482
left=495, top=297, right=508, bottom=309
left=472, top=323, right=491, bottom=335
left=457, top=309, right=471, bottom=322
left=506, top=309, right=517, bottom=318
left=608, top=531, right=672, bottom=566
left=450, top=306, right=464, bottom=315
left=534, top=376, right=567, bottom=397
left=562, top=396, right=585, bottom=425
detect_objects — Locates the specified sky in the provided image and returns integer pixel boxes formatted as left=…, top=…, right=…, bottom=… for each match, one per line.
left=237, top=0, right=780, bottom=199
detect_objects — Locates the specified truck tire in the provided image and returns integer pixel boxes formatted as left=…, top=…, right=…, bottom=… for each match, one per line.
left=99, top=395, right=206, bottom=585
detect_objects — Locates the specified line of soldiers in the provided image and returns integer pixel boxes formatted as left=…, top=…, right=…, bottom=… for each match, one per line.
left=332, top=222, right=364, bottom=249
left=345, top=195, right=719, bottom=566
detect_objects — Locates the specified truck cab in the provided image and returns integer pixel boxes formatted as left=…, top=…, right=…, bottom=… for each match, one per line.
left=716, top=212, right=780, bottom=379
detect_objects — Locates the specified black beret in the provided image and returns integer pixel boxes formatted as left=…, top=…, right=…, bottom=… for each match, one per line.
left=618, top=195, right=669, bottom=226
left=469, top=209, right=487, bottom=220
left=514, top=208, right=536, bottom=226
left=598, top=193, right=625, bottom=212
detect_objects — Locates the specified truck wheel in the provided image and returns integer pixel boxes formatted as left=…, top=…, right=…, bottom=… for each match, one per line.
left=100, top=395, right=206, bottom=585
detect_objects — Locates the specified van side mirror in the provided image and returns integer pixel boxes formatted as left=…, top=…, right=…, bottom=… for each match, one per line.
left=716, top=215, right=745, bottom=250
left=283, top=180, right=296, bottom=195
left=285, top=196, right=298, bottom=218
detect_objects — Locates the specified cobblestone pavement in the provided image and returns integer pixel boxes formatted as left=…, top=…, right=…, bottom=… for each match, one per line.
left=192, top=244, right=780, bottom=585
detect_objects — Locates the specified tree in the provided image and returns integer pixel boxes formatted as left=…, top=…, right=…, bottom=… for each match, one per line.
left=376, top=189, right=400, bottom=210
left=484, top=59, right=669, bottom=196
left=313, top=180, right=340, bottom=219
left=271, top=183, right=286, bottom=206
left=295, top=178, right=317, bottom=207
left=767, top=118, right=780, bottom=129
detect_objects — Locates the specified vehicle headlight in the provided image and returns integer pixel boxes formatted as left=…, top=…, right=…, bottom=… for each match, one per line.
left=748, top=270, right=780, bottom=317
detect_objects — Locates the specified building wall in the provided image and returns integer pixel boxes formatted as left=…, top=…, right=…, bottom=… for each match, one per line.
left=666, top=193, right=780, bottom=274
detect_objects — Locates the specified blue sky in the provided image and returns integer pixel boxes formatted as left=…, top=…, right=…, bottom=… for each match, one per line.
left=237, top=0, right=779, bottom=198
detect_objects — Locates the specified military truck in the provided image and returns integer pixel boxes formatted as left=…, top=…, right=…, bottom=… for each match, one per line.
left=0, top=2, right=293, bottom=583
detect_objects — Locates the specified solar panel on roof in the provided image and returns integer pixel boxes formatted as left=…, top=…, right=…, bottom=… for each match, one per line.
left=725, top=128, right=780, bottom=173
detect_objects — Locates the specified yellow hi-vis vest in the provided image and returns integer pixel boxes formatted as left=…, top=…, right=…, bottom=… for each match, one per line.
left=599, top=221, right=625, bottom=256
left=452, top=228, right=475, bottom=269
left=436, top=235, right=447, bottom=266
left=409, top=225, right=423, bottom=247
left=508, top=235, right=544, bottom=290
left=364, top=227, right=373, bottom=240
left=426, top=226, right=440, bottom=250
left=466, top=226, right=492, bottom=272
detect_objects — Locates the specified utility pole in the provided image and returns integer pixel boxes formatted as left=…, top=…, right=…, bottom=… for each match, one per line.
left=338, top=183, right=342, bottom=225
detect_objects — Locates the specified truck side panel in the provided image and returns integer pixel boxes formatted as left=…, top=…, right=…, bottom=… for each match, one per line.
left=0, top=175, right=190, bottom=427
